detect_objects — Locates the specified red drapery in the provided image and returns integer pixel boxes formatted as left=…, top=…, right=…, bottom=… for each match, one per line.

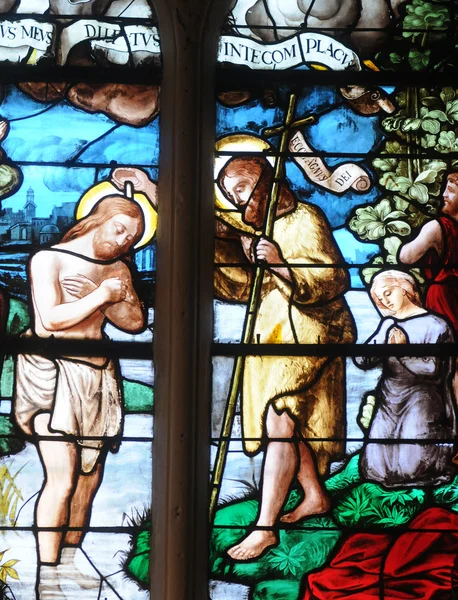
left=303, top=508, right=458, bottom=599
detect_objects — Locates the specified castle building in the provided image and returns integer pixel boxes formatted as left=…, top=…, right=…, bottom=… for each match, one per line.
left=24, top=186, right=37, bottom=219
left=1, top=187, right=77, bottom=245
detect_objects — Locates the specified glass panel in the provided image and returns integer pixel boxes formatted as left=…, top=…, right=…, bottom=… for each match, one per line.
left=211, top=82, right=458, bottom=598
left=0, top=81, right=156, bottom=597
left=0, top=1, right=160, bottom=68
left=218, top=1, right=457, bottom=73
left=210, top=344, right=457, bottom=595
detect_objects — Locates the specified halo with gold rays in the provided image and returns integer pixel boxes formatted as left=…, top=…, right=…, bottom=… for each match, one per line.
left=75, top=181, right=157, bottom=249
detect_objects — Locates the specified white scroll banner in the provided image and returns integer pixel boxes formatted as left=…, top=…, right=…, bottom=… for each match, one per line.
left=290, top=131, right=371, bottom=193
left=58, top=21, right=160, bottom=65
left=91, top=25, right=161, bottom=67
left=218, top=32, right=361, bottom=71
left=0, top=20, right=55, bottom=64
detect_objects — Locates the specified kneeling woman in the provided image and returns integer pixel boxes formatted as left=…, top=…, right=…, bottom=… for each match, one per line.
left=355, top=270, right=457, bottom=488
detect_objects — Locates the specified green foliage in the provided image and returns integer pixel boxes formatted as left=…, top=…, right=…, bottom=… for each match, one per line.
left=5, top=298, right=29, bottom=336
left=325, top=454, right=361, bottom=494
left=210, top=491, right=341, bottom=584
left=403, top=1, right=449, bottom=36
left=127, top=453, right=458, bottom=595
left=333, top=482, right=426, bottom=528
left=349, top=86, right=458, bottom=284
left=268, top=542, right=310, bottom=578
left=125, top=530, right=150, bottom=587
left=375, top=1, right=455, bottom=72
left=432, top=473, right=458, bottom=505
left=0, top=464, right=24, bottom=527
left=0, top=417, right=25, bottom=458
left=122, top=507, right=151, bottom=589
left=349, top=198, right=411, bottom=241
left=0, top=550, right=19, bottom=585
left=122, top=379, right=154, bottom=413
left=252, top=580, right=301, bottom=600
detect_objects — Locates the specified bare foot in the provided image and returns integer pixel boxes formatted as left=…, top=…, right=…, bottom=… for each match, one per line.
left=280, top=495, right=331, bottom=523
left=227, top=529, right=277, bottom=561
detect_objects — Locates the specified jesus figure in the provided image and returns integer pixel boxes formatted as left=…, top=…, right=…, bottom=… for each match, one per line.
left=13, top=167, right=157, bottom=594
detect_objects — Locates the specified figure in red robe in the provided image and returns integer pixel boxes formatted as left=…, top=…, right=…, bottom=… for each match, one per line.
left=400, top=172, right=458, bottom=334
left=400, top=172, right=458, bottom=412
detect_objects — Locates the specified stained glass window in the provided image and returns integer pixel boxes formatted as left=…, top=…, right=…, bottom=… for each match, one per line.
left=0, top=2, right=159, bottom=598
left=211, top=2, right=458, bottom=599
left=0, top=0, right=159, bottom=69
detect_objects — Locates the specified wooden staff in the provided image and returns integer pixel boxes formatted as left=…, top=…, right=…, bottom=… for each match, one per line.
left=209, top=93, right=316, bottom=520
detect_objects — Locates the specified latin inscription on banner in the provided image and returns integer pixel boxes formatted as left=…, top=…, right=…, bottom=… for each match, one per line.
left=0, top=20, right=55, bottom=64
left=0, top=18, right=160, bottom=67
left=218, top=33, right=361, bottom=71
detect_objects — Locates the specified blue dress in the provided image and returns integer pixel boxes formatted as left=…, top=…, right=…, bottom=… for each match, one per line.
left=355, top=313, right=457, bottom=488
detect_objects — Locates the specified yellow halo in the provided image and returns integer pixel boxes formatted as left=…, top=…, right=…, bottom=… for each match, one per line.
left=214, top=134, right=274, bottom=234
left=215, top=134, right=274, bottom=211
left=75, top=181, right=157, bottom=250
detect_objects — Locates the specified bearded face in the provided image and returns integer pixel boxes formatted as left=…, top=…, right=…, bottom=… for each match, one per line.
left=92, top=214, right=140, bottom=260
left=221, top=172, right=269, bottom=230
left=49, top=0, right=114, bottom=16
left=442, top=180, right=458, bottom=219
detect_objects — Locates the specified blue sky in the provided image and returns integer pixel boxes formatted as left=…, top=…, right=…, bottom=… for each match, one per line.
left=216, top=85, right=390, bottom=286
left=0, top=85, right=159, bottom=218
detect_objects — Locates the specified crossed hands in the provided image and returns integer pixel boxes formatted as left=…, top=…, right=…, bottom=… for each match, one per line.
left=62, top=274, right=127, bottom=303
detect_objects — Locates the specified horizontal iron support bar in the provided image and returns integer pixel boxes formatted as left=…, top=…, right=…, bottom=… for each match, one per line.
left=212, top=343, right=458, bottom=357
left=0, top=335, right=153, bottom=359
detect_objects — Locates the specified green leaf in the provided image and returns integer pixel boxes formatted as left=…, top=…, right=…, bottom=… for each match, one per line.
left=408, top=49, right=431, bottom=71
left=424, top=160, right=447, bottom=173
left=437, top=130, right=458, bottom=151
left=385, top=141, right=403, bottom=154
left=421, top=119, right=440, bottom=134
left=426, top=110, right=447, bottom=122
left=289, top=542, right=309, bottom=557
left=375, top=199, right=392, bottom=220
left=365, top=222, right=386, bottom=240
left=415, top=169, right=438, bottom=184
left=389, top=52, right=402, bottom=64
left=373, top=157, right=397, bottom=172
left=394, top=195, right=409, bottom=211
left=446, top=99, right=458, bottom=121
left=440, top=87, right=455, bottom=104
left=409, top=182, right=429, bottom=203
left=383, top=236, right=402, bottom=257
left=383, top=175, right=412, bottom=193
left=382, top=116, right=405, bottom=132
left=385, top=210, right=407, bottom=220
left=421, top=133, right=437, bottom=148
left=421, top=95, right=442, bottom=108
left=362, top=264, right=383, bottom=284
left=401, top=117, right=422, bottom=131
left=386, top=220, right=411, bottom=236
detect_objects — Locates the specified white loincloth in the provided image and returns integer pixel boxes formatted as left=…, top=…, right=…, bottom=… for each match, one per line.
left=15, top=353, right=122, bottom=473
